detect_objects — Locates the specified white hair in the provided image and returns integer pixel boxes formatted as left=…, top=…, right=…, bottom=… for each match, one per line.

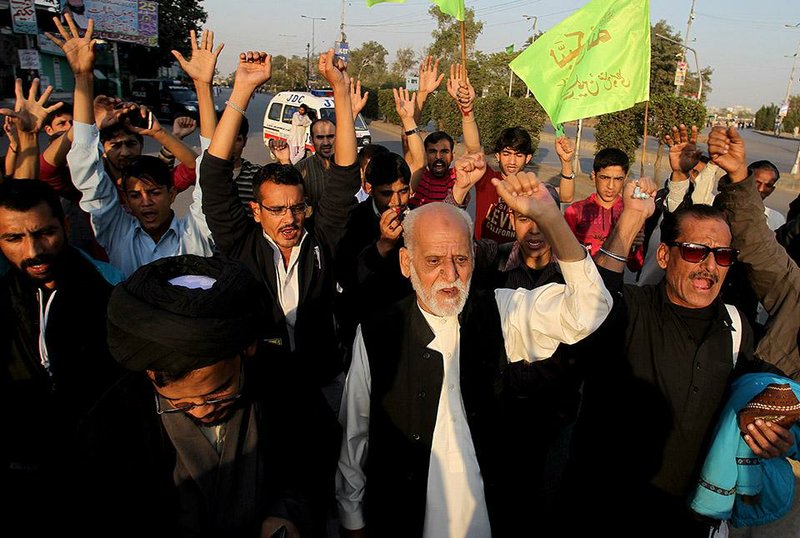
left=402, top=202, right=474, bottom=256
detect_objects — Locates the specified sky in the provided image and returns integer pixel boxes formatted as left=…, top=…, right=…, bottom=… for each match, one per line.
left=203, top=0, right=800, bottom=110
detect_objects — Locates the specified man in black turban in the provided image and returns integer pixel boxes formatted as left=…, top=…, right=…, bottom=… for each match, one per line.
left=74, top=255, right=339, bottom=538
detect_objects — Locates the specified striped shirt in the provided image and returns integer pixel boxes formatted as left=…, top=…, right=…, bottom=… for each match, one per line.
left=234, top=158, right=262, bottom=216
left=409, top=168, right=456, bottom=209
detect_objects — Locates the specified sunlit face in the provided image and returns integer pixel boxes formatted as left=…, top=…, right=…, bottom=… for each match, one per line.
left=103, top=132, right=143, bottom=172
left=591, top=165, right=626, bottom=204
left=311, top=121, right=335, bottom=158
left=496, top=147, right=532, bottom=176
left=124, top=177, right=177, bottom=240
left=251, top=182, right=307, bottom=252
left=657, top=216, right=732, bottom=309
left=149, top=356, right=243, bottom=426
left=512, top=211, right=551, bottom=267
left=425, top=139, right=453, bottom=178
left=369, top=179, right=410, bottom=214
left=44, top=113, right=73, bottom=137
left=400, top=210, right=473, bottom=317
left=689, top=160, right=707, bottom=181
left=753, top=168, right=778, bottom=201
left=0, top=202, right=66, bottom=289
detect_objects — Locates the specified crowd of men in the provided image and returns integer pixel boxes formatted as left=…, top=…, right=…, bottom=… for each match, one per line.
left=2, top=13, right=800, bottom=538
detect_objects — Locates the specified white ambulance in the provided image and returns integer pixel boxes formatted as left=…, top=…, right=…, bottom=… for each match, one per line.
left=262, top=89, right=372, bottom=154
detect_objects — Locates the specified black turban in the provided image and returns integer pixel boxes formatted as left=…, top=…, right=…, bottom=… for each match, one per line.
left=107, top=255, right=267, bottom=374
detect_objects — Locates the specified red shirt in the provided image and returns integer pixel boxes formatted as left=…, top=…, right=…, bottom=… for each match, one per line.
left=409, top=168, right=456, bottom=208
left=564, top=193, right=644, bottom=271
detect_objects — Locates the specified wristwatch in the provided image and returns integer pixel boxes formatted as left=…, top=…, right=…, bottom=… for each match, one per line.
left=404, top=126, right=421, bottom=136
left=560, top=172, right=575, bottom=180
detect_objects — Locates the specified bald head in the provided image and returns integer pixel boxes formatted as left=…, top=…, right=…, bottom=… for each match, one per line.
left=402, top=202, right=473, bottom=256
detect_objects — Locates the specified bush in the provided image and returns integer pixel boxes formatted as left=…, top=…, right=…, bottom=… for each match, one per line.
left=378, top=88, right=400, bottom=124
left=361, top=86, right=380, bottom=120
left=754, top=104, right=778, bottom=131
left=595, top=103, right=646, bottom=164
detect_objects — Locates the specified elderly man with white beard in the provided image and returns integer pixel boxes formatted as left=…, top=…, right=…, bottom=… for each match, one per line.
left=335, top=171, right=613, bottom=538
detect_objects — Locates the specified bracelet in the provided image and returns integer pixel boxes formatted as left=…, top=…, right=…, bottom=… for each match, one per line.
left=404, top=126, right=420, bottom=136
left=560, top=172, right=575, bottom=180
left=598, top=247, right=628, bottom=263
left=225, top=100, right=247, bottom=116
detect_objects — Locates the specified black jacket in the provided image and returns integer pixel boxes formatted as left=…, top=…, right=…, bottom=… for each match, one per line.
left=200, top=152, right=360, bottom=385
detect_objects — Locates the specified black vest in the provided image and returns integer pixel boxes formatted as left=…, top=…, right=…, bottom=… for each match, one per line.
left=360, top=290, right=514, bottom=537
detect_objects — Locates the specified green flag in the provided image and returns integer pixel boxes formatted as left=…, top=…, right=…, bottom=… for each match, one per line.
left=506, top=44, right=515, bottom=54
left=366, top=0, right=406, bottom=6
left=432, top=0, right=465, bottom=21
left=510, top=0, right=650, bottom=126
left=366, top=0, right=465, bottom=21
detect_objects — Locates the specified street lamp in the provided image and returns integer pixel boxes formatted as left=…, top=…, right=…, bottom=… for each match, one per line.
left=522, top=15, right=538, bottom=98
left=301, top=15, right=326, bottom=58
left=655, top=33, right=702, bottom=102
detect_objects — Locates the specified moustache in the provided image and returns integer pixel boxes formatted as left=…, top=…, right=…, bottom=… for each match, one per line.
left=689, top=270, right=719, bottom=284
left=279, top=224, right=300, bottom=232
left=432, top=159, right=447, bottom=168
left=21, top=254, right=56, bottom=270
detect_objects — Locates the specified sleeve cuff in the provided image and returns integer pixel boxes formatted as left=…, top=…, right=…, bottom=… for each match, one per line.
left=72, top=121, right=99, bottom=146
left=338, top=508, right=366, bottom=530
left=556, top=252, right=594, bottom=283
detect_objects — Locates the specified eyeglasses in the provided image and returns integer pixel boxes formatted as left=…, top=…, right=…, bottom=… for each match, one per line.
left=667, top=242, right=739, bottom=267
left=154, top=362, right=245, bottom=415
left=258, top=202, right=309, bottom=217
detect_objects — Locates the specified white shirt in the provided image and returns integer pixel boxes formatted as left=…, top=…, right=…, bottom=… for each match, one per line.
left=336, top=255, right=613, bottom=533
left=67, top=122, right=214, bottom=276
left=764, top=206, right=786, bottom=232
left=263, top=231, right=309, bottom=351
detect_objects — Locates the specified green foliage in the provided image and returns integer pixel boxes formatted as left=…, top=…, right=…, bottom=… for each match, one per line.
left=754, top=104, right=778, bottom=131
left=782, top=95, right=800, bottom=133
left=349, top=41, right=390, bottom=88
left=392, top=47, right=417, bottom=78
left=361, top=86, right=380, bottom=119
left=648, top=94, right=707, bottom=141
left=427, top=6, right=484, bottom=67
left=378, top=89, right=400, bottom=124
left=267, top=55, right=310, bottom=92
left=595, top=103, right=646, bottom=164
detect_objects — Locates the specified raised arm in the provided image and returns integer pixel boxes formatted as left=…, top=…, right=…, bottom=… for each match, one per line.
left=413, top=56, right=443, bottom=124
left=350, top=79, right=369, bottom=122
left=126, top=104, right=198, bottom=169
left=0, top=78, right=63, bottom=179
left=663, top=124, right=703, bottom=210
left=554, top=135, right=576, bottom=203
left=450, top=151, right=486, bottom=206
left=319, top=49, right=356, bottom=167
left=711, top=125, right=800, bottom=378
left=446, top=63, right=480, bottom=154
left=172, top=28, right=224, bottom=140
left=393, top=87, right=424, bottom=176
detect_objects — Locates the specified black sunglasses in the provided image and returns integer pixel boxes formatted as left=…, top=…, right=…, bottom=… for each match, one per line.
left=667, top=242, right=738, bottom=267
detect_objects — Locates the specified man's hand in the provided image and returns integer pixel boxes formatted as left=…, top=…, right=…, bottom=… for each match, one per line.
left=319, top=49, right=350, bottom=93
left=235, top=51, right=272, bottom=91
left=125, top=105, right=165, bottom=138
left=418, top=56, right=444, bottom=96
left=454, top=152, right=486, bottom=191
left=268, top=138, right=291, bottom=164
left=93, top=96, right=135, bottom=131
left=350, top=79, right=369, bottom=119
left=172, top=116, right=197, bottom=139
left=46, top=13, right=96, bottom=76
left=555, top=135, right=576, bottom=165
left=171, top=29, right=224, bottom=86
left=260, top=517, right=299, bottom=538
left=493, top=171, right=558, bottom=220
left=707, top=125, right=747, bottom=182
left=0, top=78, right=63, bottom=134
left=621, top=177, right=657, bottom=218
left=3, top=117, right=19, bottom=151
left=446, top=64, right=475, bottom=115
left=377, top=208, right=404, bottom=257
left=393, top=87, right=416, bottom=121
left=743, top=420, right=795, bottom=459
left=664, top=124, right=702, bottom=179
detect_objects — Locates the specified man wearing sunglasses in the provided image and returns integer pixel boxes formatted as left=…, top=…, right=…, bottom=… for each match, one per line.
left=74, top=255, right=338, bottom=537
left=561, top=171, right=793, bottom=536
left=200, top=50, right=360, bottom=406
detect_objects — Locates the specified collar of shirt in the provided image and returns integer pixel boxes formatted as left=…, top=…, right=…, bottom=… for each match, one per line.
left=371, top=198, right=381, bottom=218
left=262, top=228, right=308, bottom=271
left=417, top=302, right=460, bottom=356
left=132, top=212, right=180, bottom=244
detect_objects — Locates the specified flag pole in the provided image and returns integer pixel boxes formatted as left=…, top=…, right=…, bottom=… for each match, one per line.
left=460, top=21, right=467, bottom=72
left=640, top=100, right=650, bottom=177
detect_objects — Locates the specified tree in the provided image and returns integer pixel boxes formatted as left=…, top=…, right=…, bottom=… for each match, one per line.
left=121, top=0, right=207, bottom=80
left=349, top=41, right=389, bottom=87
left=392, top=47, right=416, bottom=78
left=427, top=6, right=484, bottom=67
left=683, top=66, right=713, bottom=103
left=650, top=20, right=683, bottom=97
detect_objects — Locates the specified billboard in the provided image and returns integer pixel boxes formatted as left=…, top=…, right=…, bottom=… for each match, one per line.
left=60, top=0, right=159, bottom=47
left=10, top=0, right=39, bottom=35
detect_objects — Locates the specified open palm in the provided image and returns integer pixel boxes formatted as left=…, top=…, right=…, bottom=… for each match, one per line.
left=172, top=29, right=224, bottom=85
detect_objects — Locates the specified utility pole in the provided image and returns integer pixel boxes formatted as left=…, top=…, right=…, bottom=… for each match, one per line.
left=306, top=43, right=310, bottom=90
left=301, top=15, right=326, bottom=59
left=778, top=23, right=800, bottom=134
left=340, top=0, right=346, bottom=44
left=675, top=0, right=697, bottom=96
left=523, top=15, right=538, bottom=98
left=656, top=33, right=702, bottom=101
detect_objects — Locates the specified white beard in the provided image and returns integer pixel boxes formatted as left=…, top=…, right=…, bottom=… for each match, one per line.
left=409, top=264, right=470, bottom=317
